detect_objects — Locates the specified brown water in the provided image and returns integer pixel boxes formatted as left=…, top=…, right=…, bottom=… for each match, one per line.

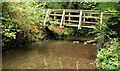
left=2, top=37, right=98, bottom=69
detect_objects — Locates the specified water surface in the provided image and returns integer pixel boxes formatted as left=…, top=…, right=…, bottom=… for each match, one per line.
left=3, top=37, right=97, bottom=69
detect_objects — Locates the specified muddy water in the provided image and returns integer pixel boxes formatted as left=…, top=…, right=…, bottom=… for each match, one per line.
left=2, top=37, right=97, bottom=69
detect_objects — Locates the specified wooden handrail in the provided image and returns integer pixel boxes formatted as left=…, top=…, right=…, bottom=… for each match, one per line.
left=49, top=9, right=100, bottom=12
left=50, top=14, right=100, bottom=19
left=43, top=9, right=115, bottom=29
left=82, top=16, right=100, bottom=19
left=82, top=21, right=97, bottom=24
left=65, top=20, right=79, bottom=22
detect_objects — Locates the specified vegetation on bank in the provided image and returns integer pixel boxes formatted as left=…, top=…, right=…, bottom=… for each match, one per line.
left=2, top=2, right=45, bottom=49
left=93, top=22, right=120, bottom=69
left=1, top=1, right=120, bottom=70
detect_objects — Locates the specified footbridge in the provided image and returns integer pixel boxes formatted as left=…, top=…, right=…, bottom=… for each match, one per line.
left=44, top=9, right=115, bottom=29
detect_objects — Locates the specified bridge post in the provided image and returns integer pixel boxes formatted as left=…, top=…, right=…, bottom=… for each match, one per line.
left=83, top=13, right=86, bottom=25
left=78, top=10, right=82, bottom=29
left=44, top=9, right=50, bottom=26
left=60, top=10, right=65, bottom=28
left=100, top=12, right=103, bottom=30
left=54, top=12, right=56, bottom=20
left=68, top=12, right=71, bottom=24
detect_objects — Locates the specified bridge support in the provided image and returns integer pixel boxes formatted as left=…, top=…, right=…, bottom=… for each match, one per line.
left=100, top=12, right=103, bottom=30
left=60, top=10, right=65, bottom=28
left=78, top=10, right=82, bottom=29
left=44, top=9, right=50, bottom=26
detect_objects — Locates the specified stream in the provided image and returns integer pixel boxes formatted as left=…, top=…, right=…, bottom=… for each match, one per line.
left=2, top=36, right=98, bottom=69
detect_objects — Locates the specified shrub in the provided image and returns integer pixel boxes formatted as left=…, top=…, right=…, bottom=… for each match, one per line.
left=96, top=38, right=119, bottom=70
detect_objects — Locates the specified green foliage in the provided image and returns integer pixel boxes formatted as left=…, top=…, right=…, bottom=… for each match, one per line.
left=58, top=30, right=69, bottom=37
left=116, top=1, right=120, bottom=11
left=50, top=20, right=60, bottom=26
left=2, top=2, right=46, bottom=48
left=69, top=28, right=93, bottom=36
left=45, top=2, right=97, bottom=10
left=44, top=2, right=64, bottom=9
left=2, top=2, right=120, bottom=50
left=90, top=22, right=117, bottom=46
left=96, top=2, right=117, bottom=12
left=93, top=22, right=119, bottom=70
left=96, top=38, right=119, bottom=69
left=44, top=2, right=118, bottom=11
left=78, top=2, right=97, bottom=10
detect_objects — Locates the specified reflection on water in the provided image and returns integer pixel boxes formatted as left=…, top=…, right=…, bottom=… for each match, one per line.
left=2, top=36, right=97, bottom=69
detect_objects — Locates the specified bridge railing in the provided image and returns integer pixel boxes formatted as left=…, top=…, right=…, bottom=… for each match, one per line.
left=44, top=9, right=116, bottom=29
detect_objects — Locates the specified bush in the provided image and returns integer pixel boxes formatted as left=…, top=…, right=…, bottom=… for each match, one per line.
left=2, top=2, right=46, bottom=49
left=96, top=38, right=119, bottom=70
left=92, top=22, right=120, bottom=70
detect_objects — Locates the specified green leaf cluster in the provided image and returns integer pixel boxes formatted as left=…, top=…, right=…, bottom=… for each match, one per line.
left=2, top=2, right=46, bottom=48
left=96, top=38, right=119, bottom=69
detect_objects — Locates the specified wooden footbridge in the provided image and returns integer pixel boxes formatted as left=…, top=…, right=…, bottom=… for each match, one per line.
left=44, top=9, right=115, bottom=29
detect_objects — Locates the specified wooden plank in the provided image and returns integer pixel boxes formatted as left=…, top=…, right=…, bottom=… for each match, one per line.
left=65, top=20, right=79, bottom=23
left=68, top=12, right=71, bottom=24
left=78, top=10, right=82, bottom=29
left=82, top=16, right=100, bottom=19
left=63, top=13, right=65, bottom=23
left=103, top=13, right=116, bottom=15
left=83, top=13, right=85, bottom=25
left=51, top=9, right=79, bottom=13
left=50, top=9, right=100, bottom=12
left=82, top=21, right=97, bottom=24
left=82, top=10, right=100, bottom=12
left=65, top=15, right=79, bottom=17
left=100, top=12, right=103, bottom=30
left=82, top=26, right=95, bottom=28
left=60, top=10, right=65, bottom=28
left=50, top=14, right=79, bottom=17
left=82, top=12, right=116, bottom=15
left=65, top=24, right=78, bottom=27
left=44, top=9, right=50, bottom=26
left=100, top=12, right=103, bottom=24
left=103, top=12, right=117, bottom=14
left=54, top=12, right=56, bottom=20
left=82, top=12, right=101, bottom=14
